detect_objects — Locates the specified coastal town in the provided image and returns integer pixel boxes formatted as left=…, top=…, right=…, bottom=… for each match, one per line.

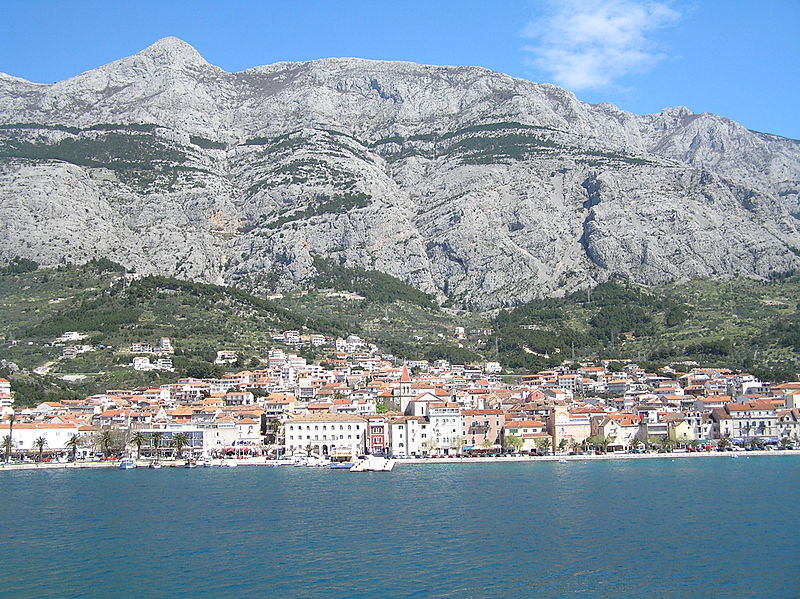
left=2, top=328, right=800, bottom=468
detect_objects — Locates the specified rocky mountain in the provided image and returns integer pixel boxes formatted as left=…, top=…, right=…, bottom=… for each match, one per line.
left=1, top=37, right=798, bottom=308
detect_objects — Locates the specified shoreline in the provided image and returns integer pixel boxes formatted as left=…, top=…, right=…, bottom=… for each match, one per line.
left=2, top=449, right=800, bottom=472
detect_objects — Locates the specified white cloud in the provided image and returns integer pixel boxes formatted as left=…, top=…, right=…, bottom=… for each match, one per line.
left=522, top=0, right=680, bottom=90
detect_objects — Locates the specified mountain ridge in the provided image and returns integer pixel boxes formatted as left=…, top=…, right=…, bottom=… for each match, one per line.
left=0, top=37, right=798, bottom=308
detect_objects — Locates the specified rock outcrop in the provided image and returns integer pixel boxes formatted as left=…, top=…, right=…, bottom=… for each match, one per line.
left=1, top=37, right=798, bottom=307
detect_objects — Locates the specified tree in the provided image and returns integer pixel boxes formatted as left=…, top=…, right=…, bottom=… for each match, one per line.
left=587, top=435, right=609, bottom=453
left=504, top=435, right=524, bottom=453
left=376, top=402, right=388, bottom=414
left=96, top=430, right=114, bottom=457
left=1, top=435, right=12, bottom=463
left=4, top=411, right=15, bottom=464
left=537, top=437, right=552, bottom=456
left=171, top=433, right=190, bottom=459
left=65, top=434, right=82, bottom=462
left=151, top=431, right=164, bottom=460
left=718, top=436, right=731, bottom=451
left=34, top=436, right=46, bottom=463
left=450, top=436, right=466, bottom=455
left=130, top=431, right=147, bottom=459
left=558, top=438, right=568, bottom=453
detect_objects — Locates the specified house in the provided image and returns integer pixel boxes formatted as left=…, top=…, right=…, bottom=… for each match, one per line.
left=503, top=420, right=549, bottom=453
left=363, top=415, right=389, bottom=454
left=461, top=409, right=505, bottom=449
left=594, top=413, right=641, bottom=450
left=548, top=405, right=592, bottom=448
left=427, top=403, right=462, bottom=455
left=721, top=400, right=778, bottom=442
left=388, top=416, right=430, bottom=457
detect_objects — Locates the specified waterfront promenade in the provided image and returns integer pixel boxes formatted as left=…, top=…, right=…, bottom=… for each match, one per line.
left=4, top=449, right=800, bottom=472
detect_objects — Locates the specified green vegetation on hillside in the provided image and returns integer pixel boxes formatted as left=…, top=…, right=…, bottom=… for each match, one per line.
left=312, top=257, right=435, bottom=309
left=0, top=262, right=797, bottom=407
left=494, top=276, right=800, bottom=379
left=0, top=256, right=39, bottom=275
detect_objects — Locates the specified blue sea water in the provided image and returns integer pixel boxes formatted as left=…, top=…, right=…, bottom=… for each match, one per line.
left=1, top=457, right=799, bottom=598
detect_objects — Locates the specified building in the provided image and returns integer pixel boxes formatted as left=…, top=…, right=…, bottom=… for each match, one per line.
left=503, top=420, right=549, bottom=453
left=387, top=416, right=429, bottom=457
left=283, top=413, right=366, bottom=457
left=461, top=409, right=505, bottom=449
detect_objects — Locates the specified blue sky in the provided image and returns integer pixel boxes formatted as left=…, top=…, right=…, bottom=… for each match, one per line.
left=2, top=0, right=799, bottom=138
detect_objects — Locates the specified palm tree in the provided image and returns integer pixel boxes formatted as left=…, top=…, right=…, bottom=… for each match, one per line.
left=150, top=431, right=164, bottom=460
left=65, top=434, right=82, bottom=462
left=96, top=430, right=114, bottom=458
left=539, top=437, right=552, bottom=456
left=504, top=435, right=524, bottom=453
left=718, top=436, right=731, bottom=451
left=2, top=435, right=13, bottom=463
left=171, top=433, right=190, bottom=459
left=129, top=431, right=147, bottom=459
left=33, top=436, right=46, bottom=464
left=4, top=411, right=15, bottom=464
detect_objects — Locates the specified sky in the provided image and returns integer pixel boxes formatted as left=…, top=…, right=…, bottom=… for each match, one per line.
left=1, top=0, right=799, bottom=138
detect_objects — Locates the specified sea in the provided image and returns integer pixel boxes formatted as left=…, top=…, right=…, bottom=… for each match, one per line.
left=1, top=457, right=798, bottom=598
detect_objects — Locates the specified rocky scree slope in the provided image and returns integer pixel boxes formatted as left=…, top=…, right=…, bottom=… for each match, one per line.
left=0, top=37, right=798, bottom=308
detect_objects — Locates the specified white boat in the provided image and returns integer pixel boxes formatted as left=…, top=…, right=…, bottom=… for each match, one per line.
left=119, top=458, right=137, bottom=470
left=148, top=460, right=162, bottom=469
left=184, top=459, right=198, bottom=469
left=350, top=456, right=395, bottom=472
left=274, top=458, right=294, bottom=466
left=201, top=459, right=213, bottom=467
left=221, top=459, right=238, bottom=468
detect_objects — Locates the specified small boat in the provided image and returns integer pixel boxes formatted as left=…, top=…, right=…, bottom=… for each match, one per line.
left=184, top=459, right=197, bottom=469
left=274, top=458, right=294, bottom=466
left=350, top=456, right=395, bottom=472
left=119, top=457, right=137, bottom=470
left=148, top=461, right=162, bottom=469
left=221, top=460, right=238, bottom=468
left=559, top=459, right=567, bottom=464
left=201, top=459, right=213, bottom=468
left=330, top=461, right=353, bottom=470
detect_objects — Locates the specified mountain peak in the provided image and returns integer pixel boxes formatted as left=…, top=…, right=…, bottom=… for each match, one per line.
left=136, top=36, right=209, bottom=68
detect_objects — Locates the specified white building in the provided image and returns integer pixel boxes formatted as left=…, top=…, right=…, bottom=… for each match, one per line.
left=428, top=402, right=461, bottom=455
left=283, top=413, right=366, bottom=456
left=0, top=422, right=94, bottom=455
left=388, top=416, right=430, bottom=457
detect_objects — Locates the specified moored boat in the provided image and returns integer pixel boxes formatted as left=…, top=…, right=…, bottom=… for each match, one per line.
left=119, top=457, right=137, bottom=470
left=330, top=461, right=353, bottom=469
left=350, top=456, right=395, bottom=472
